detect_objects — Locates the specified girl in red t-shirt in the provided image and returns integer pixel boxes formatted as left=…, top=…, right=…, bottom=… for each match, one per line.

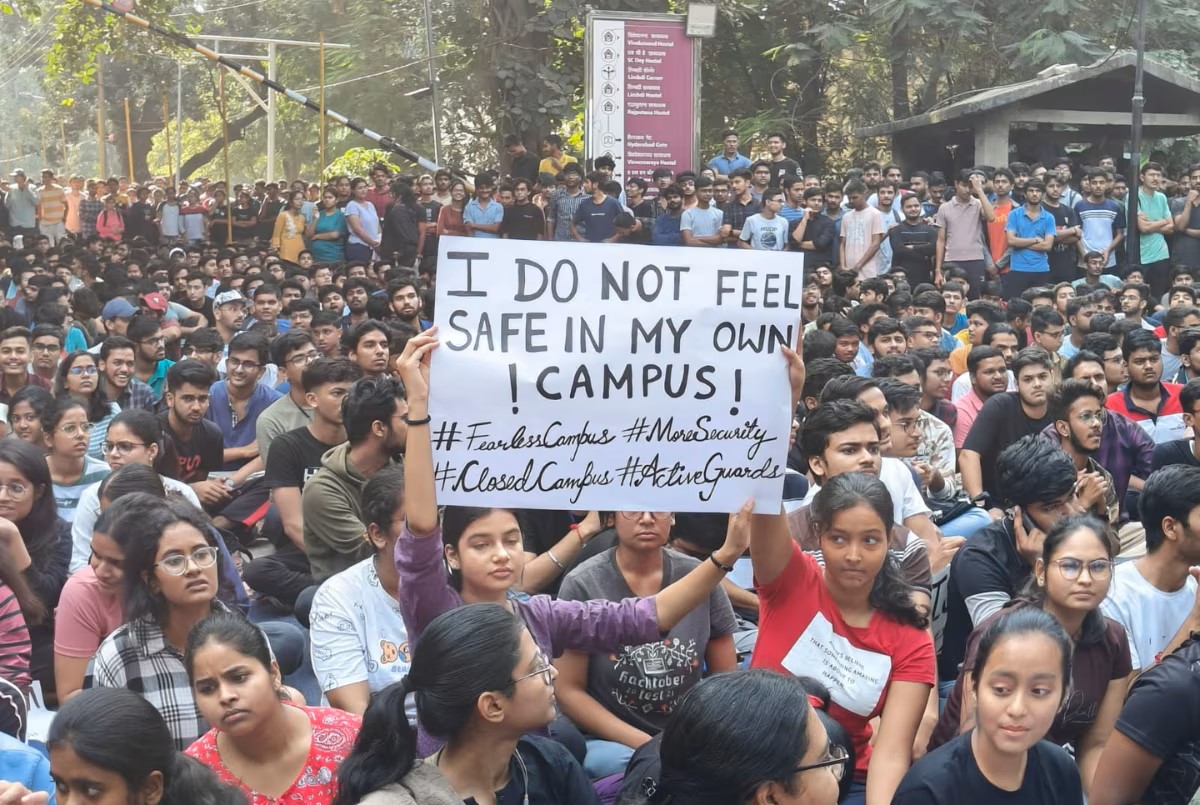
left=751, top=472, right=935, bottom=805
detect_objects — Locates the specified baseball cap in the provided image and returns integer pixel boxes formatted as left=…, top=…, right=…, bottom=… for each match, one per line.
left=214, top=290, right=246, bottom=308
left=102, top=298, right=137, bottom=319
left=9, top=169, right=25, bottom=179
left=168, top=247, right=186, bottom=260
left=140, top=292, right=168, bottom=312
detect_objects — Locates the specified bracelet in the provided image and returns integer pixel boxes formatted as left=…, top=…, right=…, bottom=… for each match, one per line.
left=709, top=554, right=734, bottom=574
left=403, top=413, right=432, bottom=426
left=547, top=550, right=565, bottom=572
left=569, top=523, right=588, bottom=545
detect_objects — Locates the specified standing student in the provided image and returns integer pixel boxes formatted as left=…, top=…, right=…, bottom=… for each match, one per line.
left=840, top=180, right=886, bottom=278
left=935, top=170, right=996, bottom=296
left=893, top=608, right=1083, bottom=804
left=1136, top=162, right=1175, bottom=298
left=738, top=188, right=790, bottom=251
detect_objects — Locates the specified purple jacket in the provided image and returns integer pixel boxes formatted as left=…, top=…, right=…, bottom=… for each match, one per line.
left=394, top=523, right=661, bottom=755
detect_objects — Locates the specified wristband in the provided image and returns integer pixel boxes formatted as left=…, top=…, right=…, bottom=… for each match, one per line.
left=709, top=554, right=734, bottom=574
left=547, top=550, right=565, bottom=572
left=403, top=414, right=432, bottom=426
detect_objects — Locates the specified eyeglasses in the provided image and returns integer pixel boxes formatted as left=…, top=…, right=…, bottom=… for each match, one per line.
left=227, top=358, right=263, bottom=373
left=1053, top=557, right=1113, bottom=580
left=155, top=546, right=219, bottom=576
left=618, top=511, right=672, bottom=521
left=895, top=418, right=920, bottom=434
left=104, top=440, right=147, bottom=456
left=1076, top=410, right=1107, bottom=426
left=32, top=343, right=59, bottom=353
left=511, top=649, right=554, bottom=688
left=287, top=350, right=320, bottom=367
left=68, top=365, right=98, bottom=376
left=140, top=336, right=166, bottom=346
left=58, top=422, right=96, bottom=437
left=793, top=745, right=849, bottom=782
left=0, top=482, right=30, bottom=499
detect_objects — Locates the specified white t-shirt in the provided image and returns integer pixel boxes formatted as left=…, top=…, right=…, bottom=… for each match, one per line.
left=345, top=200, right=381, bottom=246
left=1100, top=560, right=1198, bottom=671
left=69, top=475, right=201, bottom=573
left=798, top=457, right=930, bottom=524
left=950, top=369, right=1015, bottom=401
left=309, top=556, right=415, bottom=719
left=739, top=213, right=789, bottom=251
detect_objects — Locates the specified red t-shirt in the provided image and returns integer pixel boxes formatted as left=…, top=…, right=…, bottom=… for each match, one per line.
left=186, top=705, right=360, bottom=805
left=751, top=542, right=935, bottom=777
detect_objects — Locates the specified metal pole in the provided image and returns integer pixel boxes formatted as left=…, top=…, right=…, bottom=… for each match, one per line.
left=96, top=59, right=107, bottom=177
left=319, top=32, right=326, bottom=177
left=219, top=69, right=233, bottom=245
left=267, top=41, right=277, bottom=183
left=163, top=91, right=174, bottom=179
left=60, top=119, right=67, bottom=171
left=422, top=0, right=443, bottom=165
left=175, top=61, right=183, bottom=184
left=1127, top=0, right=1148, bottom=269
left=124, top=98, right=135, bottom=181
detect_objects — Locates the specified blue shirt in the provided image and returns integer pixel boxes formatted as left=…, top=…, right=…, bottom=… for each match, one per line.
left=0, top=733, right=54, bottom=802
left=463, top=198, right=504, bottom=238
left=143, top=359, right=175, bottom=398
left=1005, top=205, right=1055, bottom=272
left=707, top=153, right=752, bottom=176
left=651, top=212, right=684, bottom=246
left=571, top=196, right=623, bottom=242
left=206, top=380, right=283, bottom=470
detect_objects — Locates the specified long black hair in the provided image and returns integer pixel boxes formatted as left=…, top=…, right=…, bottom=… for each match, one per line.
left=441, top=506, right=519, bottom=591
left=54, top=350, right=112, bottom=423
left=48, top=688, right=248, bottom=805
left=40, top=396, right=92, bottom=455
left=116, top=497, right=220, bottom=624
left=334, top=603, right=526, bottom=805
left=184, top=611, right=274, bottom=682
left=1018, top=513, right=1114, bottom=647
left=98, top=461, right=167, bottom=505
left=107, top=408, right=180, bottom=479
left=646, top=670, right=821, bottom=805
left=0, top=439, right=60, bottom=553
left=808, top=472, right=928, bottom=629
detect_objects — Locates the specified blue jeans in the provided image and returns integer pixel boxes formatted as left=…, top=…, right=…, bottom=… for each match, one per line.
left=583, top=738, right=634, bottom=779
left=941, top=507, right=992, bottom=539
left=345, top=242, right=374, bottom=263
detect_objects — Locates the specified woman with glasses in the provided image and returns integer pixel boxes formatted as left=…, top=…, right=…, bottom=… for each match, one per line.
left=554, top=506, right=738, bottom=778
left=305, top=188, right=348, bottom=264
left=185, top=612, right=359, bottom=805
left=625, top=671, right=846, bottom=805
left=894, top=608, right=1083, bottom=804
left=333, top=603, right=598, bottom=805
left=86, top=496, right=245, bottom=748
left=7, top=385, right=53, bottom=445
left=55, top=486, right=164, bottom=702
left=928, top=515, right=1129, bottom=794
left=0, top=439, right=71, bottom=701
left=42, top=397, right=111, bottom=524
left=54, top=350, right=119, bottom=460
left=69, top=409, right=198, bottom=573
left=393, top=332, right=750, bottom=759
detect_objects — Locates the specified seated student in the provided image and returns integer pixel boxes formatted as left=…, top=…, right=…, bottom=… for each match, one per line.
left=553, top=508, right=738, bottom=778
left=948, top=300, right=1005, bottom=376
left=303, top=376, right=405, bottom=584
left=1042, top=379, right=1121, bottom=528
left=332, top=604, right=599, bottom=805
left=1101, top=465, right=1200, bottom=674
left=207, top=331, right=281, bottom=473
left=161, top=361, right=228, bottom=510
left=1092, top=638, right=1200, bottom=805
left=54, top=350, right=120, bottom=461
left=6, top=385, right=53, bottom=446
left=941, top=436, right=1084, bottom=692
left=42, top=397, right=111, bottom=524
left=893, top=609, right=1083, bottom=804
left=255, top=330, right=319, bottom=463
left=69, top=409, right=202, bottom=573
left=185, top=612, right=361, bottom=805
left=961, top=348, right=1056, bottom=506
left=0, top=551, right=33, bottom=697
left=953, top=346, right=1009, bottom=449
left=872, top=368, right=960, bottom=502
left=620, top=670, right=846, bottom=805
left=310, top=467, right=412, bottom=716
left=54, top=479, right=164, bottom=702
left=1107, top=329, right=1187, bottom=445
left=1152, top=378, right=1200, bottom=470
left=931, top=515, right=1130, bottom=794
left=0, top=687, right=245, bottom=805
left=392, top=331, right=748, bottom=758
left=750, top=473, right=935, bottom=805
left=950, top=323, right=1018, bottom=400
left=0, top=440, right=71, bottom=702
left=247, top=357, right=360, bottom=611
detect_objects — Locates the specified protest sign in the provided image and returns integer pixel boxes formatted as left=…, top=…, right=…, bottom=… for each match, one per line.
left=427, top=235, right=802, bottom=513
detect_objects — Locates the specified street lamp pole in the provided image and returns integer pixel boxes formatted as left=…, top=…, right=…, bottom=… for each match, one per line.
left=1127, top=0, right=1148, bottom=266
left=422, top=0, right=443, bottom=165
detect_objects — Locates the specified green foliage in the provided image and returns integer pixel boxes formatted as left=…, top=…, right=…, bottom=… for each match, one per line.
left=322, top=147, right=401, bottom=180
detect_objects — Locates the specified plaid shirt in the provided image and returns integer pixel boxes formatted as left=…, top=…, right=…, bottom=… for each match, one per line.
left=721, top=196, right=762, bottom=234
left=78, top=196, right=104, bottom=239
left=86, top=612, right=211, bottom=750
left=111, top=376, right=159, bottom=411
left=547, top=188, right=586, bottom=242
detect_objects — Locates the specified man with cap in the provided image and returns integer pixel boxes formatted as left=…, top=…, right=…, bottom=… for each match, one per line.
left=137, top=290, right=185, bottom=347
left=4, top=170, right=39, bottom=245
left=95, top=297, right=137, bottom=344
left=213, top=289, right=248, bottom=348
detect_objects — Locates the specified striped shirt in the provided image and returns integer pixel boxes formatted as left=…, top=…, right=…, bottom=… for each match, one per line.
left=52, top=456, right=112, bottom=525
left=0, top=584, right=31, bottom=691
left=38, top=184, right=67, bottom=225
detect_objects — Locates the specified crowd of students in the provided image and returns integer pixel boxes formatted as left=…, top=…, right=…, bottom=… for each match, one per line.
left=1, top=139, right=1200, bottom=805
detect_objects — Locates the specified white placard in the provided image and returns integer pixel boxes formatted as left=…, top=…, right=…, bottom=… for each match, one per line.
left=427, top=236, right=802, bottom=514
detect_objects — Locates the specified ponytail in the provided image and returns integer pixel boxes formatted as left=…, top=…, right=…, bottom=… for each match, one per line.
left=332, top=679, right=417, bottom=805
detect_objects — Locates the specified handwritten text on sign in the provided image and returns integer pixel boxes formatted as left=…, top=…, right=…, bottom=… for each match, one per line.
left=428, top=236, right=802, bottom=513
